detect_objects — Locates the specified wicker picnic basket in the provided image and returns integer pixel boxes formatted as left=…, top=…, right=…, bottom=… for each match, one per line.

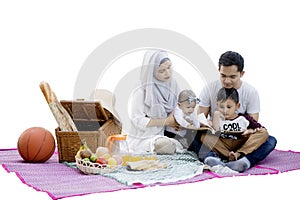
left=55, top=100, right=122, bottom=162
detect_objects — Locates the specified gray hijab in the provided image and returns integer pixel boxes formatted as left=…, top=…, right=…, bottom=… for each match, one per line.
left=140, top=50, right=179, bottom=118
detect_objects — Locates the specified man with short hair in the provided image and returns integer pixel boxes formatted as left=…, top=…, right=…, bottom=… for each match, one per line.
left=197, top=51, right=277, bottom=172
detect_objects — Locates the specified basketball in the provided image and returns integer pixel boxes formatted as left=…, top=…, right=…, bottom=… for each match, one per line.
left=17, top=127, right=55, bottom=163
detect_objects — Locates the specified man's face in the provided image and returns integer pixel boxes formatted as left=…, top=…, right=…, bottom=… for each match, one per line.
left=219, top=65, right=244, bottom=89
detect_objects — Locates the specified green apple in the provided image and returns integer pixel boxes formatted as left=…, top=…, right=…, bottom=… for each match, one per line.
left=89, top=153, right=97, bottom=162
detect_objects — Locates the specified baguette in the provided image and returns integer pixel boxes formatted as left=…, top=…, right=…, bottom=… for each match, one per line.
left=39, top=81, right=77, bottom=131
left=39, top=81, right=56, bottom=103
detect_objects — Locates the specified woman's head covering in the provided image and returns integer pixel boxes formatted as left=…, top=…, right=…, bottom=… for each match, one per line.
left=140, top=50, right=179, bottom=118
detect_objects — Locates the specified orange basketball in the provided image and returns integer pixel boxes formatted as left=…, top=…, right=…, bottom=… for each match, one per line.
left=17, top=127, right=55, bottom=163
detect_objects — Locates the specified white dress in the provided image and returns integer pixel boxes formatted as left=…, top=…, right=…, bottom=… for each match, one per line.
left=127, top=87, right=184, bottom=153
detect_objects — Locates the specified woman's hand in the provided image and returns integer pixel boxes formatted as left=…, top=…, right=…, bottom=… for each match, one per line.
left=165, top=111, right=180, bottom=130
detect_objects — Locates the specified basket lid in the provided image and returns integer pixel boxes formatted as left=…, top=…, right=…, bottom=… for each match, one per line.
left=60, top=100, right=109, bottom=123
left=90, top=89, right=121, bottom=122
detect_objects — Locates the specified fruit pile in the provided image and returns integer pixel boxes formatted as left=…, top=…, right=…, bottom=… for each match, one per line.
left=75, top=141, right=159, bottom=175
left=75, top=141, right=123, bottom=167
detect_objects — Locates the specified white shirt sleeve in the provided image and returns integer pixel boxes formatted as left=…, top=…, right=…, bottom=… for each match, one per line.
left=246, top=87, right=260, bottom=114
left=130, top=88, right=151, bottom=130
left=238, top=82, right=260, bottom=115
left=198, top=84, right=212, bottom=108
left=236, top=116, right=250, bottom=130
left=199, top=80, right=221, bottom=118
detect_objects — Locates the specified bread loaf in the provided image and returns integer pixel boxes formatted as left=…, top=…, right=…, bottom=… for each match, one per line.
left=39, top=81, right=77, bottom=131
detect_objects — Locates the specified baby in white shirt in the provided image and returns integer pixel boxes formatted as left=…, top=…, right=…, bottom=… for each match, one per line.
left=166, top=90, right=200, bottom=138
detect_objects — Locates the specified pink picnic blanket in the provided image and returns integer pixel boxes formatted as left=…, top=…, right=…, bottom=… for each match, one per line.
left=1, top=148, right=300, bottom=199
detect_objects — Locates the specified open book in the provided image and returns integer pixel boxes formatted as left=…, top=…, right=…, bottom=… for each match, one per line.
left=188, top=113, right=244, bottom=140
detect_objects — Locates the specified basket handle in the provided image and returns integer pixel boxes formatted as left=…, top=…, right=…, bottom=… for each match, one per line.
left=105, top=134, right=127, bottom=152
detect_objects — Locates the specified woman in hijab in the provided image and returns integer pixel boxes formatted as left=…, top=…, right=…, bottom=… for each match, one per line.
left=127, top=50, right=184, bottom=154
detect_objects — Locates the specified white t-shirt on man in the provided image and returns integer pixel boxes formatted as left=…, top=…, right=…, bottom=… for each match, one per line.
left=199, top=80, right=260, bottom=119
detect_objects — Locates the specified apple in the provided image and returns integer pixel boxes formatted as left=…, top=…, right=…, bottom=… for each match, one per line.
left=96, top=157, right=108, bottom=165
left=89, top=153, right=97, bottom=162
left=82, top=157, right=90, bottom=162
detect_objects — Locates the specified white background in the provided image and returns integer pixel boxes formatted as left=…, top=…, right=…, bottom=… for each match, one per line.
left=1, top=0, right=299, bottom=199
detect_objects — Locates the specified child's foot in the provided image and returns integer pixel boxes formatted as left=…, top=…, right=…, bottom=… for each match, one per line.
left=226, top=157, right=250, bottom=172
left=204, top=156, right=225, bottom=167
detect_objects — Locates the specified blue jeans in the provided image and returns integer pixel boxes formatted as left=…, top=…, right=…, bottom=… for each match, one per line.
left=245, top=135, right=277, bottom=166
left=188, top=131, right=211, bottom=161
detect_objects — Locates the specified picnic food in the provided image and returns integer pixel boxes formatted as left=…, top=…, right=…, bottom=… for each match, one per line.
left=107, top=157, right=117, bottom=166
left=76, top=141, right=92, bottom=158
left=96, top=157, right=108, bottom=165
left=76, top=142, right=122, bottom=165
left=17, top=127, right=55, bottom=163
left=126, top=160, right=168, bottom=171
left=89, top=153, right=97, bottom=162
left=39, top=81, right=77, bottom=132
left=79, top=150, right=92, bottom=159
left=95, top=146, right=109, bottom=157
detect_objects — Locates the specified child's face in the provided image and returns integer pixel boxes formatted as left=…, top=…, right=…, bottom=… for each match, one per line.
left=217, top=99, right=240, bottom=120
left=155, top=60, right=172, bottom=82
left=178, top=101, right=196, bottom=115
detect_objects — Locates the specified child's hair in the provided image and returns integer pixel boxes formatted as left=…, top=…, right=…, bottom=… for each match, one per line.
left=178, top=90, right=196, bottom=103
left=216, top=87, right=239, bottom=104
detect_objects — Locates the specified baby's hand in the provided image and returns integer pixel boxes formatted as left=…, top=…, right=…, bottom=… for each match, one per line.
left=184, top=116, right=193, bottom=125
